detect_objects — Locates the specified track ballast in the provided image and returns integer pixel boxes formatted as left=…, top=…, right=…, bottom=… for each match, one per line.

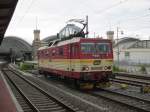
left=2, top=68, right=83, bottom=112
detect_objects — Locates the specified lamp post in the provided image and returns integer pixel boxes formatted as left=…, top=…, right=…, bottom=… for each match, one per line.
left=117, top=27, right=119, bottom=66
left=116, top=27, right=123, bottom=66
left=86, top=15, right=88, bottom=38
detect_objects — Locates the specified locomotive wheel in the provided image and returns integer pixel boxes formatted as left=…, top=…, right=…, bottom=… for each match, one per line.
left=44, top=74, right=48, bottom=78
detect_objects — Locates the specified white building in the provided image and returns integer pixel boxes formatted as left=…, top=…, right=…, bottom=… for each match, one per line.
left=113, top=37, right=150, bottom=65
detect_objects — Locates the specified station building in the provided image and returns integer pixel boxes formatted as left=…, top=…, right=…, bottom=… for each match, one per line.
left=0, top=36, right=32, bottom=61
left=113, top=37, right=150, bottom=65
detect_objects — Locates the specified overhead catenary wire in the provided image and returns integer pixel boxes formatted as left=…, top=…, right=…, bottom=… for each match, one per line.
left=14, top=0, right=36, bottom=29
left=95, top=0, right=129, bottom=15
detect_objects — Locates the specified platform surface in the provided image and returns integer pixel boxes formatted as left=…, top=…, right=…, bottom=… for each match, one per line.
left=0, top=72, right=17, bottom=112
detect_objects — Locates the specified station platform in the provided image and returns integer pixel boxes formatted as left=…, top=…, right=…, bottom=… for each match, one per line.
left=0, top=70, right=22, bottom=112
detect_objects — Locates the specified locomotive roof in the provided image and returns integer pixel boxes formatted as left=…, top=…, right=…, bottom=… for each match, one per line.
left=38, top=37, right=111, bottom=50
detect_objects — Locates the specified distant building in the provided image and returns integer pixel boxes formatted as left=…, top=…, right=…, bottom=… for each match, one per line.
left=0, top=36, right=32, bottom=61
left=41, top=35, right=57, bottom=46
left=114, top=37, right=150, bottom=65
left=106, top=31, right=114, bottom=41
left=32, top=29, right=41, bottom=60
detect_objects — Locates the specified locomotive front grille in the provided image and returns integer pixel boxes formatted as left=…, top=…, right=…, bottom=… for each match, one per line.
left=91, top=67, right=103, bottom=70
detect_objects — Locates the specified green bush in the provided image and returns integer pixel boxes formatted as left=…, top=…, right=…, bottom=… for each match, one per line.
left=140, top=65, right=147, bottom=74
left=20, top=63, right=34, bottom=70
left=113, top=65, right=126, bottom=72
left=113, top=66, right=120, bottom=72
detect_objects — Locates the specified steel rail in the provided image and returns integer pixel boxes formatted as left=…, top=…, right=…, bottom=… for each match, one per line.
left=110, top=78, right=150, bottom=87
left=4, top=69, right=79, bottom=112
left=2, top=69, right=40, bottom=112
left=114, top=72, right=150, bottom=80
left=88, top=89, right=150, bottom=112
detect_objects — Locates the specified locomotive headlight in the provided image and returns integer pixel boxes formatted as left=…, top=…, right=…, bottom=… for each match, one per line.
left=104, top=66, right=107, bottom=70
left=85, top=66, right=89, bottom=71
left=104, top=66, right=111, bottom=70
left=82, top=66, right=89, bottom=71
left=107, top=66, right=111, bottom=70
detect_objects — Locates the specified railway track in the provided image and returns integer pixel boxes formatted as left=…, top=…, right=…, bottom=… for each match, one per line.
left=114, top=72, right=150, bottom=80
left=2, top=68, right=83, bottom=112
left=8, top=65, right=150, bottom=111
left=26, top=69, right=150, bottom=111
left=89, top=89, right=150, bottom=112
left=110, top=77, right=150, bottom=87
left=111, top=72, right=150, bottom=87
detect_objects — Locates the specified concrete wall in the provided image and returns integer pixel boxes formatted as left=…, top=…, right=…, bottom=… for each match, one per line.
left=118, top=65, right=150, bottom=75
left=113, top=48, right=150, bottom=64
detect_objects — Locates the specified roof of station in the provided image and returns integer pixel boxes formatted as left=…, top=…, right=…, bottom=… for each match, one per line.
left=0, top=36, right=32, bottom=55
left=42, top=35, right=57, bottom=43
left=0, top=0, right=18, bottom=44
left=114, top=37, right=139, bottom=47
left=114, top=37, right=150, bottom=49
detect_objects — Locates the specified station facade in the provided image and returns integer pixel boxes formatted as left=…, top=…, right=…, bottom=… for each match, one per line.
left=113, top=37, right=150, bottom=65
left=0, top=36, right=32, bottom=61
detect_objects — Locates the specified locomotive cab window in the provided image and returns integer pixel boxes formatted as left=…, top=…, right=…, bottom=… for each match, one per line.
left=96, top=43, right=110, bottom=53
left=81, top=43, right=95, bottom=53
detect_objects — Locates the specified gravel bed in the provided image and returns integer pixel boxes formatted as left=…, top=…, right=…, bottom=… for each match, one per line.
left=30, top=74, right=138, bottom=112
left=110, top=81, right=150, bottom=99
left=9, top=65, right=107, bottom=112
left=110, top=82, right=141, bottom=93
left=107, top=86, right=150, bottom=101
left=24, top=75, right=108, bottom=112
left=116, top=76, right=150, bottom=84
left=9, top=65, right=141, bottom=112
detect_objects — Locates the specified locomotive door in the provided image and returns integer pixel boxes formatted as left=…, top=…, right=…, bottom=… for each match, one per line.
left=69, top=44, right=73, bottom=74
left=69, top=43, right=78, bottom=74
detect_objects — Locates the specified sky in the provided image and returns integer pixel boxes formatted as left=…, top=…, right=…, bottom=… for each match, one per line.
left=5, top=0, right=150, bottom=44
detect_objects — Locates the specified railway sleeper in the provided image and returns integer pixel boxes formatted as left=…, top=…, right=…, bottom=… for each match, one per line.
left=35, top=103, right=58, bottom=106
left=34, top=101, right=55, bottom=105
left=35, top=104, right=60, bottom=108
left=23, top=109, right=34, bottom=112
left=50, top=109, right=66, bottom=112
left=39, top=106, right=64, bottom=111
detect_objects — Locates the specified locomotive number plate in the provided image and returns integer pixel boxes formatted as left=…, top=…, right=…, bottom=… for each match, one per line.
left=91, top=67, right=103, bottom=70
left=93, top=60, right=101, bottom=65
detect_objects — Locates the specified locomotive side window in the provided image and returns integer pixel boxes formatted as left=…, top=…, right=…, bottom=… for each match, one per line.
left=81, top=43, right=95, bottom=53
left=96, top=43, right=110, bottom=53
left=81, top=43, right=110, bottom=53
left=59, top=47, right=64, bottom=56
left=45, top=50, right=49, bottom=56
left=52, top=49, right=56, bottom=56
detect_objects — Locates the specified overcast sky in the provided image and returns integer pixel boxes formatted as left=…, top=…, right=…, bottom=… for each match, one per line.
left=5, top=0, right=150, bottom=44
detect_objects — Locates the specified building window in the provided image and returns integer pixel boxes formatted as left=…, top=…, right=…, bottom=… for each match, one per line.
left=125, top=51, right=130, bottom=57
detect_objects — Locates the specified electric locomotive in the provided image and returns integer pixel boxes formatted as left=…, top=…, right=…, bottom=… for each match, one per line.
left=38, top=19, right=113, bottom=89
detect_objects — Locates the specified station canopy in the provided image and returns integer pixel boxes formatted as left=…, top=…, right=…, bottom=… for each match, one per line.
left=0, top=36, right=32, bottom=58
left=0, top=0, right=18, bottom=44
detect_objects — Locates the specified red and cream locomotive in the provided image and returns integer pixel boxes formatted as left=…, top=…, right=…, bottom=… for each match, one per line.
left=38, top=19, right=113, bottom=89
